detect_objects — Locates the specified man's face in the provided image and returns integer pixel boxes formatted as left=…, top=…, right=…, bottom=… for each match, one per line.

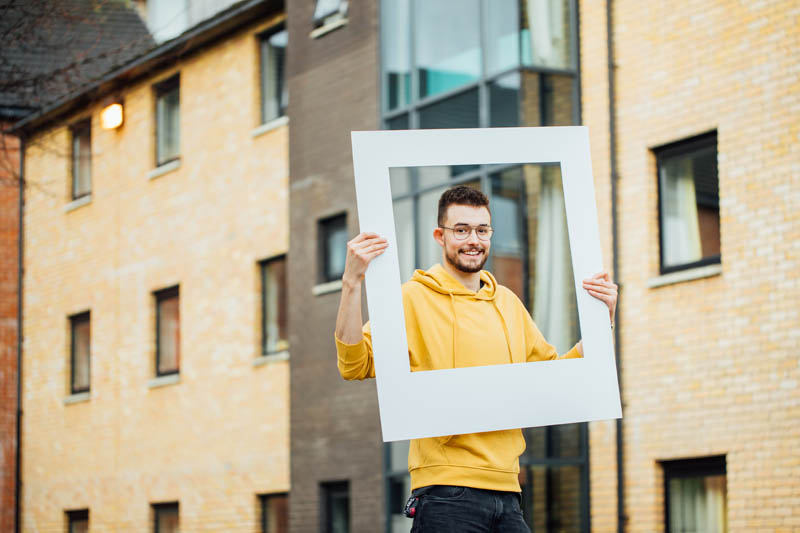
left=435, top=204, right=492, bottom=273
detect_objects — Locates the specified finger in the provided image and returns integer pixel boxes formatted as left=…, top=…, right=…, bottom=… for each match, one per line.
left=364, top=248, right=387, bottom=260
left=587, top=289, right=614, bottom=304
left=349, top=232, right=382, bottom=245
left=357, top=242, right=389, bottom=256
left=349, top=236, right=387, bottom=250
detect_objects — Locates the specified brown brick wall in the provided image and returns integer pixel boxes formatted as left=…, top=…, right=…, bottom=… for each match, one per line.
left=0, top=125, right=20, bottom=533
left=286, top=1, right=384, bottom=532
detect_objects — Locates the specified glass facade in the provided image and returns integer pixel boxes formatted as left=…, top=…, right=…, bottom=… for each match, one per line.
left=381, top=1, right=587, bottom=531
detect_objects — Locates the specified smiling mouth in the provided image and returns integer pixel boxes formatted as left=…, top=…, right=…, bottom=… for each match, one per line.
left=460, top=249, right=484, bottom=257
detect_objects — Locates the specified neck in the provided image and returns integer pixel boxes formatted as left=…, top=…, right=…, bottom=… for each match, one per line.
left=441, top=259, right=482, bottom=292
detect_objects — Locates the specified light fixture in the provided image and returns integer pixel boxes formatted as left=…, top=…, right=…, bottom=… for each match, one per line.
left=100, top=102, right=124, bottom=129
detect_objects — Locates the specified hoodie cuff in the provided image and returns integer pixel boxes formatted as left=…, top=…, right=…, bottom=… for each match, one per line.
left=335, top=334, right=369, bottom=362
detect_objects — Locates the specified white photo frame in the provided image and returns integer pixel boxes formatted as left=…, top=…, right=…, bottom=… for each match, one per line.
left=350, top=126, right=622, bottom=442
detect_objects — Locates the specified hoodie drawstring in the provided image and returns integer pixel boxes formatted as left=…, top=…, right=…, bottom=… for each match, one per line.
left=492, top=299, right=515, bottom=363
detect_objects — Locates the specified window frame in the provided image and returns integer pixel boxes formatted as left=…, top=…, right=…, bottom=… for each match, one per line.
left=260, top=254, right=289, bottom=355
left=154, top=74, right=181, bottom=167
left=258, top=23, right=288, bottom=125
left=152, top=501, right=179, bottom=533
left=259, top=492, right=289, bottom=533
left=655, top=131, right=720, bottom=275
left=66, top=509, right=89, bottom=533
left=313, top=0, right=348, bottom=26
left=154, top=286, right=180, bottom=377
left=320, top=480, right=350, bottom=533
left=70, top=119, right=92, bottom=200
left=69, top=311, right=91, bottom=394
left=662, top=455, right=727, bottom=533
left=318, top=213, right=348, bottom=284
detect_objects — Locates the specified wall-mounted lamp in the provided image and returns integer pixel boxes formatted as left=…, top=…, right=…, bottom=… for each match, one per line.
left=101, top=102, right=124, bottom=129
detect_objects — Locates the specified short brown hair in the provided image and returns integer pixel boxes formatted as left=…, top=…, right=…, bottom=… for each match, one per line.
left=437, top=185, right=490, bottom=226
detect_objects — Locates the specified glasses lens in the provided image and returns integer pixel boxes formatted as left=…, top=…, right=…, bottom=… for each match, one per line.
left=453, top=225, right=470, bottom=239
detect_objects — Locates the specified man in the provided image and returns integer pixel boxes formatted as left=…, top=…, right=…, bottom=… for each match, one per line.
left=335, top=186, right=617, bottom=532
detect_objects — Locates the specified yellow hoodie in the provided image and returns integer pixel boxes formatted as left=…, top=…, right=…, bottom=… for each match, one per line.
left=335, top=264, right=582, bottom=492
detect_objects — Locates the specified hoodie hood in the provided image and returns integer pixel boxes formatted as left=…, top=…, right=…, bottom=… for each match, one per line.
left=411, top=263, right=498, bottom=300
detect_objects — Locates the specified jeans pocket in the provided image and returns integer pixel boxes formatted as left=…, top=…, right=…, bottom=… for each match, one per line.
left=425, top=485, right=468, bottom=501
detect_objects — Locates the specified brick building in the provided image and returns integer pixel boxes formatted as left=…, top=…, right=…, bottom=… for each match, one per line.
left=287, top=1, right=798, bottom=532
left=13, top=0, right=290, bottom=530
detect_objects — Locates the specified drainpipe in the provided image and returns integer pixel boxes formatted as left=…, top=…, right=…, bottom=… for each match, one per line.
left=605, top=1, right=625, bottom=532
left=15, top=135, right=25, bottom=533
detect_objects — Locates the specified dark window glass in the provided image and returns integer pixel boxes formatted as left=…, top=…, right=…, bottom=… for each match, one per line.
left=155, top=76, right=180, bottom=166
left=386, top=114, right=409, bottom=130
left=260, top=26, right=287, bottom=124
left=415, top=0, right=481, bottom=98
left=656, top=132, right=720, bottom=273
left=319, top=215, right=348, bottom=283
left=490, top=72, right=521, bottom=128
left=418, top=89, right=479, bottom=129
left=519, top=465, right=584, bottom=532
left=386, top=440, right=412, bottom=533
left=663, top=456, right=727, bottom=533
left=521, top=0, right=574, bottom=70
left=155, top=287, right=180, bottom=376
left=153, top=502, right=179, bottom=533
left=67, top=509, right=89, bottom=533
left=321, top=481, right=350, bottom=533
left=382, top=0, right=411, bottom=111
left=259, top=493, right=288, bottom=533
left=70, top=311, right=91, bottom=394
left=261, top=256, right=288, bottom=354
left=71, top=120, right=91, bottom=199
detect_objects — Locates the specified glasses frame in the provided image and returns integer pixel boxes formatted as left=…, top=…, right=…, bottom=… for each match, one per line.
left=439, top=224, right=494, bottom=241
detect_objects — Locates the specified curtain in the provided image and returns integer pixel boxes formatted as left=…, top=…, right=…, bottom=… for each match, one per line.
left=661, top=157, right=702, bottom=267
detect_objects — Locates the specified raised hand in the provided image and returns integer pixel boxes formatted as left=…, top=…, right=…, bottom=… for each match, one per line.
left=582, top=272, right=618, bottom=324
left=342, top=232, right=389, bottom=287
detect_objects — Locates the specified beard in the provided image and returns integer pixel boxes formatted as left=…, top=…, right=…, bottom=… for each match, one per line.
left=444, top=244, right=488, bottom=273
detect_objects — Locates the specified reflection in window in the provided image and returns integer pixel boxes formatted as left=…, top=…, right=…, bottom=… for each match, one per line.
left=321, top=481, right=350, bottom=533
left=663, top=456, right=727, bottom=533
left=520, top=465, right=583, bottom=531
left=155, top=76, right=180, bottom=166
left=261, top=256, right=288, bottom=354
left=415, top=0, right=481, bottom=98
left=71, top=120, right=91, bottom=199
left=521, top=0, right=573, bottom=70
left=259, top=493, right=289, bottom=533
left=155, top=287, right=180, bottom=376
left=382, top=0, right=411, bottom=111
left=152, top=502, right=179, bottom=533
left=260, top=26, right=288, bottom=124
left=487, top=0, right=521, bottom=75
left=320, top=214, right=348, bottom=283
left=69, top=311, right=91, bottom=394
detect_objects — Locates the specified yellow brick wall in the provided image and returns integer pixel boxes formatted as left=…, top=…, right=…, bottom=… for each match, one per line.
left=580, top=0, right=800, bottom=531
left=21, top=14, right=289, bottom=532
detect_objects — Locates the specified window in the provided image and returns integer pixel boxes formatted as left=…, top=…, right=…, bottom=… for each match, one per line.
left=260, top=26, right=288, bottom=124
left=656, top=131, right=720, bottom=274
left=313, top=0, right=348, bottom=26
left=71, top=120, right=91, bottom=199
left=69, top=311, right=91, bottom=394
left=319, top=214, right=348, bottom=283
left=66, top=509, right=89, bottom=533
left=259, top=493, right=288, bottom=533
left=155, top=75, right=180, bottom=166
left=155, top=286, right=180, bottom=376
left=662, top=456, right=727, bottom=533
left=261, top=256, right=288, bottom=354
left=321, top=481, right=349, bottom=533
left=152, top=502, right=179, bottom=533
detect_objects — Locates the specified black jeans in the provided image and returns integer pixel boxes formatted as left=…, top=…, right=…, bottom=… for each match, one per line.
left=410, top=485, right=530, bottom=533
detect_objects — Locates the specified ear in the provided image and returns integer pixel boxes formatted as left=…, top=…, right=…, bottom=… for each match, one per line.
left=433, top=226, right=445, bottom=247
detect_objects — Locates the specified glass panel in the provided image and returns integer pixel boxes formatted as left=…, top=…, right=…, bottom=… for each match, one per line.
left=418, top=89, right=479, bottom=129
left=392, top=198, right=415, bottom=281
left=69, top=516, right=88, bottom=533
left=262, top=494, right=289, bottom=533
left=487, top=0, right=520, bottom=75
left=490, top=167, right=525, bottom=300
left=415, top=0, right=481, bottom=98
left=155, top=505, right=179, bottom=533
left=382, top=0, right=411, bottom=111
left=329, top=491, right=349, bottom=533
left=490, top=72, right=521, bottom=128
left=72, top=124, right=91, bottom=198
left=156, top=85, right=180, bottom=165
left=517, top=72, right=575, bottom=127
left=157, top=293, right=180, bottom=374
left=660, top=144, right=719, bottom=269
left=386, top=113, right=409, bottom=131
left=389, top=440, right=410, bottom=472
left=520, top=465, right=583, bottom=532
left=323, top=216, right=348, bottom=282
left=521, top=0, right=573, bottom=70
left=263, top=258, right=289, bottom=354
left=71, top=315, right=91, bottom=392
left=669, top=475, right=727, bottom=533
left=388, top=475, right=412, bottom=533
left=261, top=28, right=287, bottom=123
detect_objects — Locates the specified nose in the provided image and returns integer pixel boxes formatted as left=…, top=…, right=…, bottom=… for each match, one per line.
left=465, top=228, right=481, bottom=245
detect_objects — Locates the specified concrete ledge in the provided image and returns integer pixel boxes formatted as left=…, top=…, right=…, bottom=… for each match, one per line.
left=147, top=373, right=180, bottom=389
left=312, top=279, right=343, bottom=296
left=64, top=195, right=91, bottom=212
left=310, top=17, right=348, bottom=39
left=63, top=391, right=90, bottom=405
left=147, top=159, right=181, bottom=180
left=647, top=263, right=722, bottom=288
left=253, top=351, right=290, bottom=367
left=251, top=116, right=288, bottom=138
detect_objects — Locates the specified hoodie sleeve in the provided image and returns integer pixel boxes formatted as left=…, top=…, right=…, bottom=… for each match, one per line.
left=524, top=311, right=583, bottom=362
left=335, top=322, right=376, bottom=380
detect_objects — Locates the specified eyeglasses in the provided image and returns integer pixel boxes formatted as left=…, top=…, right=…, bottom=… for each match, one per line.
left=440, top=224, right=494, bottom=241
